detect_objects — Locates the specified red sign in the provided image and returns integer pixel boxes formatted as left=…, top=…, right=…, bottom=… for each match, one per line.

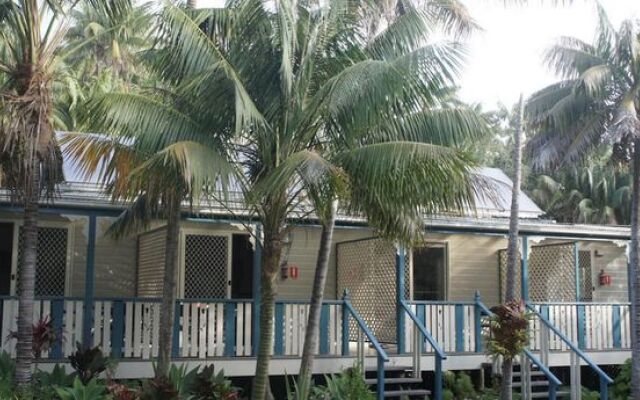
left=598, top=269, right=612, bottom=286
left=289, top=265, right=299, bottom=279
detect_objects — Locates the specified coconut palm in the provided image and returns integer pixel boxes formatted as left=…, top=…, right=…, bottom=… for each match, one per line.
left=525, top=5, right=640, bottom=395
left=0, top=0, right=80, bottom=386
left=62, top=89, right=234, bottom=377
left=144, top=2, right=487, bottom=398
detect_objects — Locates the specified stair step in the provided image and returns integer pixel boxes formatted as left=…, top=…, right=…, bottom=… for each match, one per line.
left=513, top=370, right=545, bottom=378
left=365, top=377, right=422, bottom=385
left=531, top=391, right=570, bottom=398
left=384, top=389, right=431, bottom=398
left=512, top=380, right=550, bottom=388
left=366, top=365, right=412, bottom=372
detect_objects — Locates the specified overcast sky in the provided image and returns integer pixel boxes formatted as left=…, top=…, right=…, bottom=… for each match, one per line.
left=198, top=0, right=640, bottom=110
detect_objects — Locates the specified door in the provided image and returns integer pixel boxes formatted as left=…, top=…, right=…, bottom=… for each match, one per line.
left=412, top=244, right=447, bottom=301
left=0, top=223, right=13, bottom=296
left=231, top=234, right=254, bottom=299
left=181, top=231, right=232, bottom=299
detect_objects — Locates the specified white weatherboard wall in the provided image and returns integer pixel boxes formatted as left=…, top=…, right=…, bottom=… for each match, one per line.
left=582, top=241, right=628, bottom=303
left=277, top=225, right=375, bottom=300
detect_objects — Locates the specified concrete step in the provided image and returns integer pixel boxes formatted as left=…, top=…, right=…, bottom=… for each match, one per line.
left=365, top=377, right=423, bottom=386
left=383, top=389, right=431, bottom=398
left=366, top=365, right=412, bottom=373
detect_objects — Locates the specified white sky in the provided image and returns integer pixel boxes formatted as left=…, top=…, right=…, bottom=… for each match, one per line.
left=199, top=0, right=640, bottom=110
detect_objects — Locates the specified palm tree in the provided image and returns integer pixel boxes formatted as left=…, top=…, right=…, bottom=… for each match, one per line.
left=0, top=0, right=79, bottom=386
left=530, top=163, right=632, bottom=225
left=126, top=2, right=487, bottom=397
left=525, top=5, right=640, bottom=396
left=501, top=97, right=524, bottom=400
left=63, top=91, right=233, bottom=377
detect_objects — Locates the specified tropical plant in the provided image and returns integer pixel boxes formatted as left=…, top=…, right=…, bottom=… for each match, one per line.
left=68, top=343, right=109, bottom=384
left=0, top=0, right=147, bottom=386
left=145, top=3, right=487, bottom=398
left=613, top=359, right=631, bottom=400
left=529, top=162, right=632, bottom=225
left=485, top=301, right=531, bottom=361
left=312, top=367, right=375, bottom=400
left=139, top=375, right=179, bottom=400
left=62, top=3, right=234, bottom=380
left=190, top=365, right=240, bottom=400
left=165, top=363, right=198, bottom=396
left=55, top=377, right=108, bottom=400
left=524, top=6, right=640, bottom=395
left=0, top=0, right=69, bottom=385
left=7, top=315, right=61, bottom=359
left=443, top=371, right=477, bottom=400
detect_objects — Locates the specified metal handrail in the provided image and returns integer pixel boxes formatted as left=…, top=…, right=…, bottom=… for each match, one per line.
left=522, top=349, right=562, bottom=386
left=525, top=304, right=613, bottom=385
left=343, top=300, right=389, bottom=362
left=400, top=301, right=447, bottom=359
left=342, top=292, right=387, bottom=400
left=400, top=300, right=446, bottom=400
left=475, top=297, right=563, bottom=400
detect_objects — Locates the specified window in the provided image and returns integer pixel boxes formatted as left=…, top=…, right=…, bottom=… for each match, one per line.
left=17, top=226, right=69, bottom=297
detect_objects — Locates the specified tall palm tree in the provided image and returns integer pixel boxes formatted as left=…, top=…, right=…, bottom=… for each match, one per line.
left=118, top=2, right=488, bottom=397
left=0, top=0, right=79, bottom=386
left=501, top=97, right=524, bottom=400
left=525, top=5, right=640, bottom=396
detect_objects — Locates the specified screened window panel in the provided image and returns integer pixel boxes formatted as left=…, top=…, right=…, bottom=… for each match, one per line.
left=17, top=227, right=68, bottom=297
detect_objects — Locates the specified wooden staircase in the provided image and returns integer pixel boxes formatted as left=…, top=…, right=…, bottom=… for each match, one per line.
left=513, top=362, right=570, bottom=399
left=366, top=365, right=431, bottom=399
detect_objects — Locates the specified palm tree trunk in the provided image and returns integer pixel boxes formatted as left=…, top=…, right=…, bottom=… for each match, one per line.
left=630, top=138, right=640, bottom=398
left=252, top=225, right=283, bottom=400
left=501, top=97, right=524, bottom=400
left=298, top=200, right=338, bottom=396
left=156, top=198, right=181, bottom=378
left=15, top=174, right=39, bottom=387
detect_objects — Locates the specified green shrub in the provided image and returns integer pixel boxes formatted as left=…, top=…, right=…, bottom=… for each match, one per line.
left=139, top=375, right=179, bottom=400
left=55, top=377, right=108, bottom=400
left=32, top=364, right=74, bottom=400
left=68, top=343, right=110, bottom=384
left=613, top=359, right=631, bottom=400
left=189, top=365, right=240, bottom=400
left=166, top=364, right=198, bottom=396
left=311, top=367, right=375, bottom=400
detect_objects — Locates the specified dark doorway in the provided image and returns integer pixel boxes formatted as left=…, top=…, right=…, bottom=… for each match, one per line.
left=412, top=244, right=447, bottom=301
left=0, top=223, right=13, bottom=296
left=231, top=234, right=254, bottom=299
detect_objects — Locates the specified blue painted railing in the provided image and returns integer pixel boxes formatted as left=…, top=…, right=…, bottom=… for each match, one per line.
left=400, top=300, right=446, bottom=400
left=475, top=296, right=562, bottom=400
left=342, top=291, right=388, bottom=400
left=0, top=296, right=346, bottom=360
left=526, top=303, right=613, bottom=399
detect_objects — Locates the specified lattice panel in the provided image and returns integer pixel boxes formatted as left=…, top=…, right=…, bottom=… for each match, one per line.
left=336, top=238, right=409, bottom=343
left=579, top=250, right=593, bottom=302
left=184, top=234, right=228, bottom=299
left=499, top=243, right=577, bottom=302
left=18, top=227, right=68, bottom=296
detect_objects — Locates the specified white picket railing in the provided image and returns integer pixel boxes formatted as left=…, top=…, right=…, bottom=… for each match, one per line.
left=0, top=298, right=344, bottom=359
left=403, top=301, right=631, bottom=355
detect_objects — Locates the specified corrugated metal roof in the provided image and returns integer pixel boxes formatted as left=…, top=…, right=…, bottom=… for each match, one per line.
left=1, top=160, right=630, bottom=239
